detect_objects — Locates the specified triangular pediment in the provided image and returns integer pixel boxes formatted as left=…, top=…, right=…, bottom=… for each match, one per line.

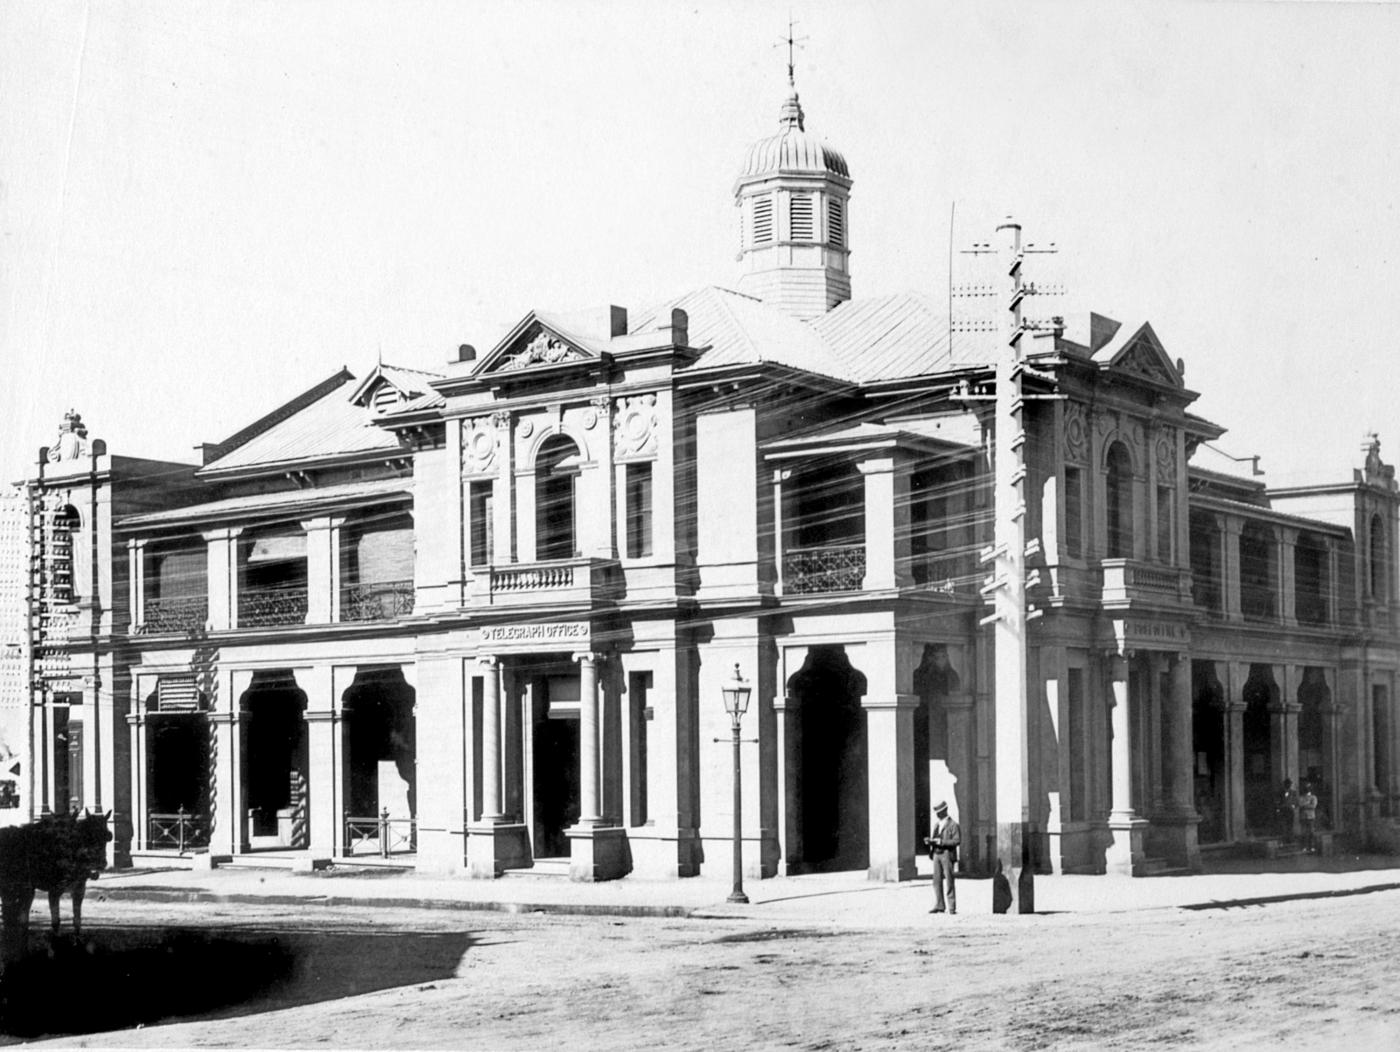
left=476, top=314, right=599, bottom=376
left=1107, top=322, right=1181, bottom=388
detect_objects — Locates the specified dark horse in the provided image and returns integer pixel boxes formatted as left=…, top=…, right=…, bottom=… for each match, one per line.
left=0, top=810, right=112, bottom=962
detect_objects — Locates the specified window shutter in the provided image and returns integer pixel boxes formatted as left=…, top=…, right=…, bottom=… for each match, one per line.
left=752, top=195, right=774, bottom=244
left=827, top=197, right=845, bottom=248
left=790, top=194, right=814, bottom=240
left=157, top=675, right=201, bottom=712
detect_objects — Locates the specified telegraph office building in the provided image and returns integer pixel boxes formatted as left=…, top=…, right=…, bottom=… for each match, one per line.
left=20, top=80, right=1400, bottom=883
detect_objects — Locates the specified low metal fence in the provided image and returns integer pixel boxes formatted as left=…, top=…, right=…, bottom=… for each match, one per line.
left=344, top=809, right=416, bottom=857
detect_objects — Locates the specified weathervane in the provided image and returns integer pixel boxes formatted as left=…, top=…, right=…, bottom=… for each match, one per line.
left=776, top=13, right=808, bottom=88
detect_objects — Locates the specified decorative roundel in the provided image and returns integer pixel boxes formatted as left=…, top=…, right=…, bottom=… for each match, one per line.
left=468, top=428, right=495, bottom=461
left=624, top=409, right=650, bottom=443
left=1156, top=434, right=1176, bottom=479
left=582, top=408, right=599, bottom=430
left=1063, top=403, right=1088, bottom=463
left=518, top=419, right=534, bottom=439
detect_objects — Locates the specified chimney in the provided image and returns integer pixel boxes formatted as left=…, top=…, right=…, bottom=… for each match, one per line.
left=610, top=305, right=628, bottom=338
left=457, top=344, right=476, bottom=363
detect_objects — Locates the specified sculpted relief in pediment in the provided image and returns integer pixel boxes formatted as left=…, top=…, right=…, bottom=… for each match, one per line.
left=499, top=332, right=587, bottom=371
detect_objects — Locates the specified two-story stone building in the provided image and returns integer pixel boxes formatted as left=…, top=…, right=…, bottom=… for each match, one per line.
left=18, top=78, right=1400, bottom=883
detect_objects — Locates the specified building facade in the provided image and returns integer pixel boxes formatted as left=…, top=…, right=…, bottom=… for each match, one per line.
left=15, top=81, right=1400, bottom=883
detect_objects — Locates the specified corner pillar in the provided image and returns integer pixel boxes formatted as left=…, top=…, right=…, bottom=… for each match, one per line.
left=567, top=652, right=627, bottom=881
left=467, top=655, right=529, bottom=877
left=1105, top=652, right=1148, bottom=875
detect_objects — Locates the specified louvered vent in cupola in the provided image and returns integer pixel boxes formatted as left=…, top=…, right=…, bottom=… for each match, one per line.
left=372, top=383, right=403, bottom=414
left=827, top=197, right=845, bottom=248
left=752, top=195, right=774, bottom=244
left=790, top=194, right=814, bottom=241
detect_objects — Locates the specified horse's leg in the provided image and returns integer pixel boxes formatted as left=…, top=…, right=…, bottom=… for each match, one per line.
left=0, top=890, right=19, bottom=963
left=71, top=882, right=85, bottom=939
left=48, top=888, right=61, bottom=939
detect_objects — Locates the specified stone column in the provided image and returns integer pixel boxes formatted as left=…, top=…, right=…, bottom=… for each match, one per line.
left=568, top=651, right=626, bottom=881
left=1158, top=653, right=1201, bottom=869
left=127, top=539, right=146, bottom=630
left=1221, top=519, right=1243, bottom=622
left=125, top=708, right=146, bottom=852
left=466, top=655, right=530, bottom=877
left=208, top=668, right=252, bottom=858
left=1278, top=527, right=1298, bottom=626
left=1105, top=653, right=1147, bottom=874
left=1226, top=661, right=1250, bottom=841
left=773, top=688, right=801, bottom=874
left=586, top=396, right=615, bottom=558
left=202, top=527, right=243, bottom=631
left=301, top=665, right=351, bottom=863
left=1273, top=665, right=1300, bottom=791
left=301, top=517, right=345, bottom=625
left=863, top=692, right=920, bottom=882
left=857, top=455, right=912, bottom=592
left=772, top=469, right=792, bottom=596
left=492, top=410, right=516, bottom=565
left=944, top=691, right=977, bottom=869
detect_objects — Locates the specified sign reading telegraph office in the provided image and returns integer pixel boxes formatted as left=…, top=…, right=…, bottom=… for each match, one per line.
left=479, top=621, right=590, bottom=650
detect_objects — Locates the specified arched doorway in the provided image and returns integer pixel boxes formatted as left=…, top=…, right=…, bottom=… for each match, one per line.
left=242, top=672, right=308, bottom=848
left=789, top=647, right=868, bottom=872
left=343, top=668, right=416, bottom=852
left=1298, top=668, right=1332, bottom=828
left=1242, top=665, right=1277, bottom=835
left=913, top=645, right=959, bottom=842
left=1191, top=662, right=1226, bottom=844
left=536, top=435, right=581, bottom=561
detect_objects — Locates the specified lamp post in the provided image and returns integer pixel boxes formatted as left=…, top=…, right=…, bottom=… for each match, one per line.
left=720, top=662, right=753, bottom=904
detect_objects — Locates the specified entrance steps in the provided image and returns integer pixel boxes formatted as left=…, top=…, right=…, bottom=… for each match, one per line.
left=1140, top=856, right=1192, bottom=878
left=502, top=857, right=571, bottom=878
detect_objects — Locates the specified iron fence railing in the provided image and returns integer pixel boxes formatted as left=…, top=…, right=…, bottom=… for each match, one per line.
left=138, top=594, right=208, bottom=634
left=341, top=579, right=415, bottom=622
left=147, top=808, right=209, bottom=851
left=784, top=544, right=866, bottom=594
left=239, top=585, right=308, bottom=627
left=344, top=809, right=416, bottom=857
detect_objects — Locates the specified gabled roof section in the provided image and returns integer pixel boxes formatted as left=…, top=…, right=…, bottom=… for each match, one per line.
left=471, top=312, right=604, bottom=377
left=631, top=286, right=850, bottom=382
left=1092, top=319, right=1182, bottom=388
left=347, top=363, right=444, bottom=414
left=199, top=369, right=353, bottom=466
left=811, top=293, right=996, bottom=382
left=199, top=369, right=412, bottom=478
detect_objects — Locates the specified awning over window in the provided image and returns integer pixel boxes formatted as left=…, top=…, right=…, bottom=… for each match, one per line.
left=246, top=532, right=306, bottom=564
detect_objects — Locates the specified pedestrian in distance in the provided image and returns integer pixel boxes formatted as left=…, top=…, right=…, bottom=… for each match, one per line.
left=1276, top=778, right=1298, bottom=843
left=924, top=800, right=960, bottom=915
left=1298, top=782, right=1319, bottom=854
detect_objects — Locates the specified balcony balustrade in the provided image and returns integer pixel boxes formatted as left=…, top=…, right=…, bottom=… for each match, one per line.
left=239, top=584, right=309, bottom=627
left=341, top=579, right=415, bottom=622
left=783, top=543, right=866, bottom=595
left=1099, top=559, right=1190, bottom=605
left=907, top=551, right=977, bottom=598
left=484, top=557, right=619, bottom=607
left=137, top=594, right=208, bottom=634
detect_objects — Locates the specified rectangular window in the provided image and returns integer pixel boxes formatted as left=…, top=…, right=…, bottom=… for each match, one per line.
left=1068, top=668, right=1086, bottom=822
left=752, top=195, right=774, bottom=244
left=469, top=482, right=494, bottom=567
left=827, top=197, right=845, bottom=247
left=625, top=462, right=654, bottom=559
left=628, top=671, right=651, bottom=827
left=1156, top=486, right=1173, bottom=563
left=1064, top=467, right=1083, bottom=559
left=789, top=193, right=814, bottom=240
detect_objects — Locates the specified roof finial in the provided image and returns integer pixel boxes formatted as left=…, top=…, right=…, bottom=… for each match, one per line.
left=775, top=14, right=808, bottom=131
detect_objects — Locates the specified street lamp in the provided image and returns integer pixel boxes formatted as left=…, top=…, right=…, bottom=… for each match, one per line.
left=720, top=662, right=752, bottom=904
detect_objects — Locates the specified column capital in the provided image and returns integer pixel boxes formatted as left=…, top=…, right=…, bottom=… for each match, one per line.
left=856, top=455, right=898, bottom=476
left=299, top=515, right=347, bottom=533
left=477, top=654, right=499, bottom=670
left=200, top=526, right=244, bottom=543
left=573, top=651, right=602, bottom=667
left=127, top=537, right=147, bottom=553
left=771, top=467, right=793, bottom=484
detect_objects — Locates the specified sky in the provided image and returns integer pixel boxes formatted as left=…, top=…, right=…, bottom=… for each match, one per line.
left=3, top=0, right=1398, bottom=489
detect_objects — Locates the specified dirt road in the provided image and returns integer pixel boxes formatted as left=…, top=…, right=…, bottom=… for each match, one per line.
left=10, top=889, right=1400, bottom=1050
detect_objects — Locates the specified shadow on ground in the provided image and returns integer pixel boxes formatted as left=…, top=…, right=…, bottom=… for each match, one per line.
left=0, top=925, right=474, bottom=1040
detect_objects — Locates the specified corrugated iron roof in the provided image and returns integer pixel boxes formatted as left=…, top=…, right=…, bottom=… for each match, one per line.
left=118, top=477, right=411, bottom=530
left=199, top=377, right=410, bottom=475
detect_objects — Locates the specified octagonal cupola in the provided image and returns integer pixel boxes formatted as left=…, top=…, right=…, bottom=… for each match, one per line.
left=734, top=78, right=853, bottom=320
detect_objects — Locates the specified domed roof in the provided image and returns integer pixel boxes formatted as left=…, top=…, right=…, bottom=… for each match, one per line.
left=737, top=91, right=850, bottom=183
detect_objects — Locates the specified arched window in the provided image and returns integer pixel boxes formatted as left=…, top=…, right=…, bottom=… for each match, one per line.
left=1105, top=442, right=1134, bottom=559
left=536, top=435, right=582, bottom=561
left=1369, top=513, right=1386, bottom=600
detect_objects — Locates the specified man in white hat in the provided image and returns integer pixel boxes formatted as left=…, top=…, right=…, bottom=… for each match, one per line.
left=924, top=800, right=961, bottom=915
